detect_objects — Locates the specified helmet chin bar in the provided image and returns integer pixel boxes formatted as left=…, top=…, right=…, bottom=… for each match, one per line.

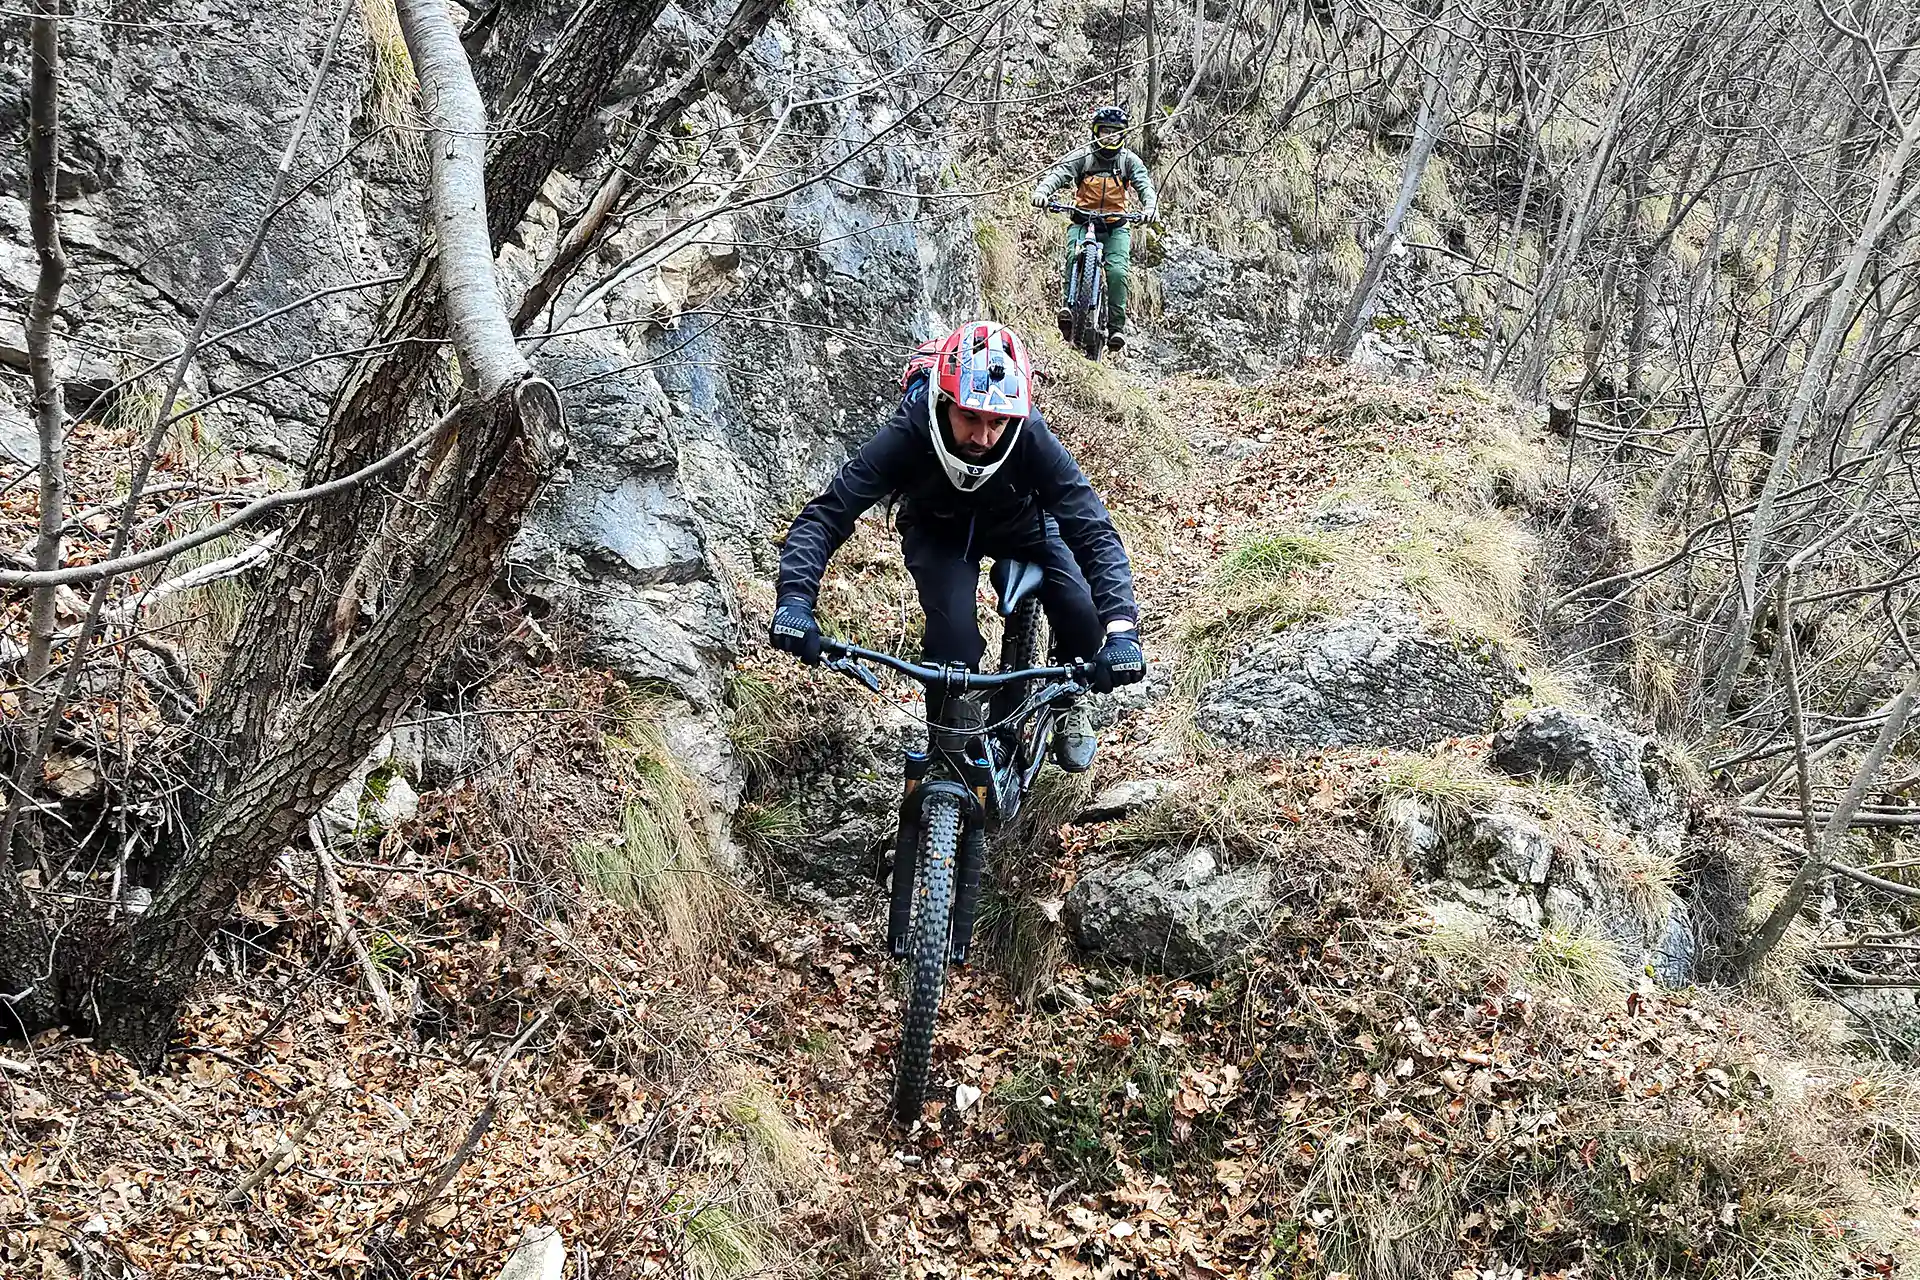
left=929, top=398, right=1021, bottom=493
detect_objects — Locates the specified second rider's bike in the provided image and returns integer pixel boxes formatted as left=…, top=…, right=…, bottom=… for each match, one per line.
left=1047, top=202, right=1149, bottom=361
left=818, top=559, right=1092, bottom=1124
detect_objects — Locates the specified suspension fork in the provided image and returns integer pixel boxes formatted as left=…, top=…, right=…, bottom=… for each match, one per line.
left=950, top=821, right=987, bottom=964
left=1065, top=228, right=1102, bottom=308
left=886, top=751, right=932, bottom=958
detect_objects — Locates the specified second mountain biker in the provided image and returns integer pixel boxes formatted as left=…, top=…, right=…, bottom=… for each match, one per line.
left=769, top=321, right=1146, bottom=771
left=1029, top=104, right=1160, bottom=352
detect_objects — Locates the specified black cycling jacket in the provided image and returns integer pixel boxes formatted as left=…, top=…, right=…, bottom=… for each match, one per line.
left=776, top=380, right=1139, bottom=626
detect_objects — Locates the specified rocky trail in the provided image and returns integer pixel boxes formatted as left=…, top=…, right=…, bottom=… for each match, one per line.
left=9, top=0, right=1920, bottom=1274
left=11, top=333, right=1919, bottom=1279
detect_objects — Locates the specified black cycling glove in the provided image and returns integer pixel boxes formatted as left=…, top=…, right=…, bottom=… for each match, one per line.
left=1093, top=627, right=1145, bottom=693
left=769, top=597, right=824, bottom=664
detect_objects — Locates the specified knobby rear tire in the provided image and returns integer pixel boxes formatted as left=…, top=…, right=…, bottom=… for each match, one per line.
left=990, top=596, right=1046, bottom=728
left=893, top=794, right=963, bottom=1124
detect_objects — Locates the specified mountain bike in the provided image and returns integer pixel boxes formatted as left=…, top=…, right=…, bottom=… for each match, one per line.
left=817, top=559, right=1093, bottom=1124
left=1046, top=203, right=1149, bottom=362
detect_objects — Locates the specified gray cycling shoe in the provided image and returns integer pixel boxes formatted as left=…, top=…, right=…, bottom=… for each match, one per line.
left=1051, top=699, right=1097, bottom=773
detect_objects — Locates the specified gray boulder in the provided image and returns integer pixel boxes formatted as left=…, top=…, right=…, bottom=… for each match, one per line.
left=0, top=383, right=35, bottom=466
left=1066, top=845, right=1277, bottom=974
left=504, top=0, right=979, bottom=722
left=1385, top=795, right=1696, bottom=986
left=1075, top=779, right=1185, bottom=823
left=1143, top=236, right=1297, bottom=382
left=0, top=3, right=404, bottom=458
left=774, top=699, right=923, bottom=890
left=317, top=733, right=418, bottom=844
left=391, top=711, right=499, bottom=791
left=1196, top=605, right=1525, bottom=752
left=1491, top=706, right=1686, bottom=846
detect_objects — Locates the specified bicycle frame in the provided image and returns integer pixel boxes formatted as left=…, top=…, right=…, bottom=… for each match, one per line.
left=1046, top=204, right=1145, bottom=359
left=822, top=639, right=1088, bottom=835
left=818, top=637, right=1093, bottom=1123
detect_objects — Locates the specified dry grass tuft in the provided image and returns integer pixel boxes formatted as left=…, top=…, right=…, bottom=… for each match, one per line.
left=578, top=692, right=735, bottom=959
left=359, top=0, right=425, bottom=170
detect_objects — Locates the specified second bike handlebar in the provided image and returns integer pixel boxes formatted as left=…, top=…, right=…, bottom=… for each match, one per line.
left=1044, top=202, right=1150, bottom=226
left=818, top=638, right=1093, bottom=694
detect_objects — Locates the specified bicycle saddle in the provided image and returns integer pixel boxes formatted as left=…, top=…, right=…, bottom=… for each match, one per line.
left=989, top=558, right=1044, bottom=618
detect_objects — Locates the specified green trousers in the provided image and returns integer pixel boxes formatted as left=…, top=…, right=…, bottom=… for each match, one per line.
left=1065, top=222, right=1132, bottom=332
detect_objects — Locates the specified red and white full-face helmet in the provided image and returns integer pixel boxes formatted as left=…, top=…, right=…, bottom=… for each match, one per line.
left=927, top=321, right=1033, bottom=492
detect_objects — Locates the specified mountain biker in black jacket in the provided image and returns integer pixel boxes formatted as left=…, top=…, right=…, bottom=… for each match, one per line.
left=768, top=321, right=1145, bottom=772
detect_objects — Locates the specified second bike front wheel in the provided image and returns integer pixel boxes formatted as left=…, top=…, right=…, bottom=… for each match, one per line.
left=1075, top=250, right=1106, bottom=361
left=893, top=794, right=963, bottom=1124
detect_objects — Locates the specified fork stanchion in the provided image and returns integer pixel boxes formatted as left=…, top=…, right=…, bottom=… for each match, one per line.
left=949, top=822, right=988, bottom=965
left=887, top=750, right=931, bottom=958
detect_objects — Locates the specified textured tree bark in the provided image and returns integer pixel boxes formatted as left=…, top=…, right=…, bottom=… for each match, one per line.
left=1, top=1, right=70, bottom=1030
left=92, top=377, right=564, bottom=1065
left=194, top=0, right=662, bottom=805
left=90, top=0, right=567, bottom=1067
left=23, top=0, right=68, bottom=710
left=1328, top=14, right=1465, bottom=359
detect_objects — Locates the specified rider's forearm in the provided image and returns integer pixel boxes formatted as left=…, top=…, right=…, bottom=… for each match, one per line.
left=1058, top=509, right=1139, bottom=628
left=776, top=512, right=847, bottom=606
left=1130, top=162, right=1158, bottom=216
left=777, top=466, right=888, bottom=603
left=1026, top=420, right=1140, bottom=624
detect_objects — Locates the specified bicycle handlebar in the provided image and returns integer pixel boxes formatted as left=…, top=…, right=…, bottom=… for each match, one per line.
left=819, top=638, right=1093, bottom=692
left=1044, top=202, right=1150, bottom=225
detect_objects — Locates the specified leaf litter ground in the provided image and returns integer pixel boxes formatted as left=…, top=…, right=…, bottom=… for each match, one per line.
left=6, top=369, right=1919, bottom=1279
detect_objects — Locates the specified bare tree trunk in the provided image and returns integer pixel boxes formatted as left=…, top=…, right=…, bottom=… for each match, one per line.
left=88, top=0, right=568, bottom=1068
left=1707, top=108, right=1920, bottom=720
left=0, top=9, right=65, bottom=1014
left=512, top=0, right=781, bottom=333
left=1508, top=32, right=1651, bottom=399
left=1625, top=135, right=1714, bottom=402
left=1237, top=0, right=1285, bottom=105
left=22, top=0, right=68, bottom=711
left=1480, top=47, right=1559, bottom=382
left=193, top=0, right=665, bottom=809
left=0, top=12, right=366, bottom=913
left=1737, top=667, right=1920, bottom=978
left=1329, top=14, right=1466, bottom=359
left=983, top=14, right=1008, bottom=143
left=1141, top=0, right=1164, bottom=158
left=1170, top=0, right=1249, bottom=124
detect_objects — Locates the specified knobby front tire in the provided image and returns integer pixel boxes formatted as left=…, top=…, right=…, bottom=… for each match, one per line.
left=893, top=794, right=963, bottom=1124
left=1073, top=249, right=1105, bottom=362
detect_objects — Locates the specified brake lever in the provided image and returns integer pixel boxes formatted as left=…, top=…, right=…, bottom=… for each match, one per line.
left=826, top=654, right=881, bottom=693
